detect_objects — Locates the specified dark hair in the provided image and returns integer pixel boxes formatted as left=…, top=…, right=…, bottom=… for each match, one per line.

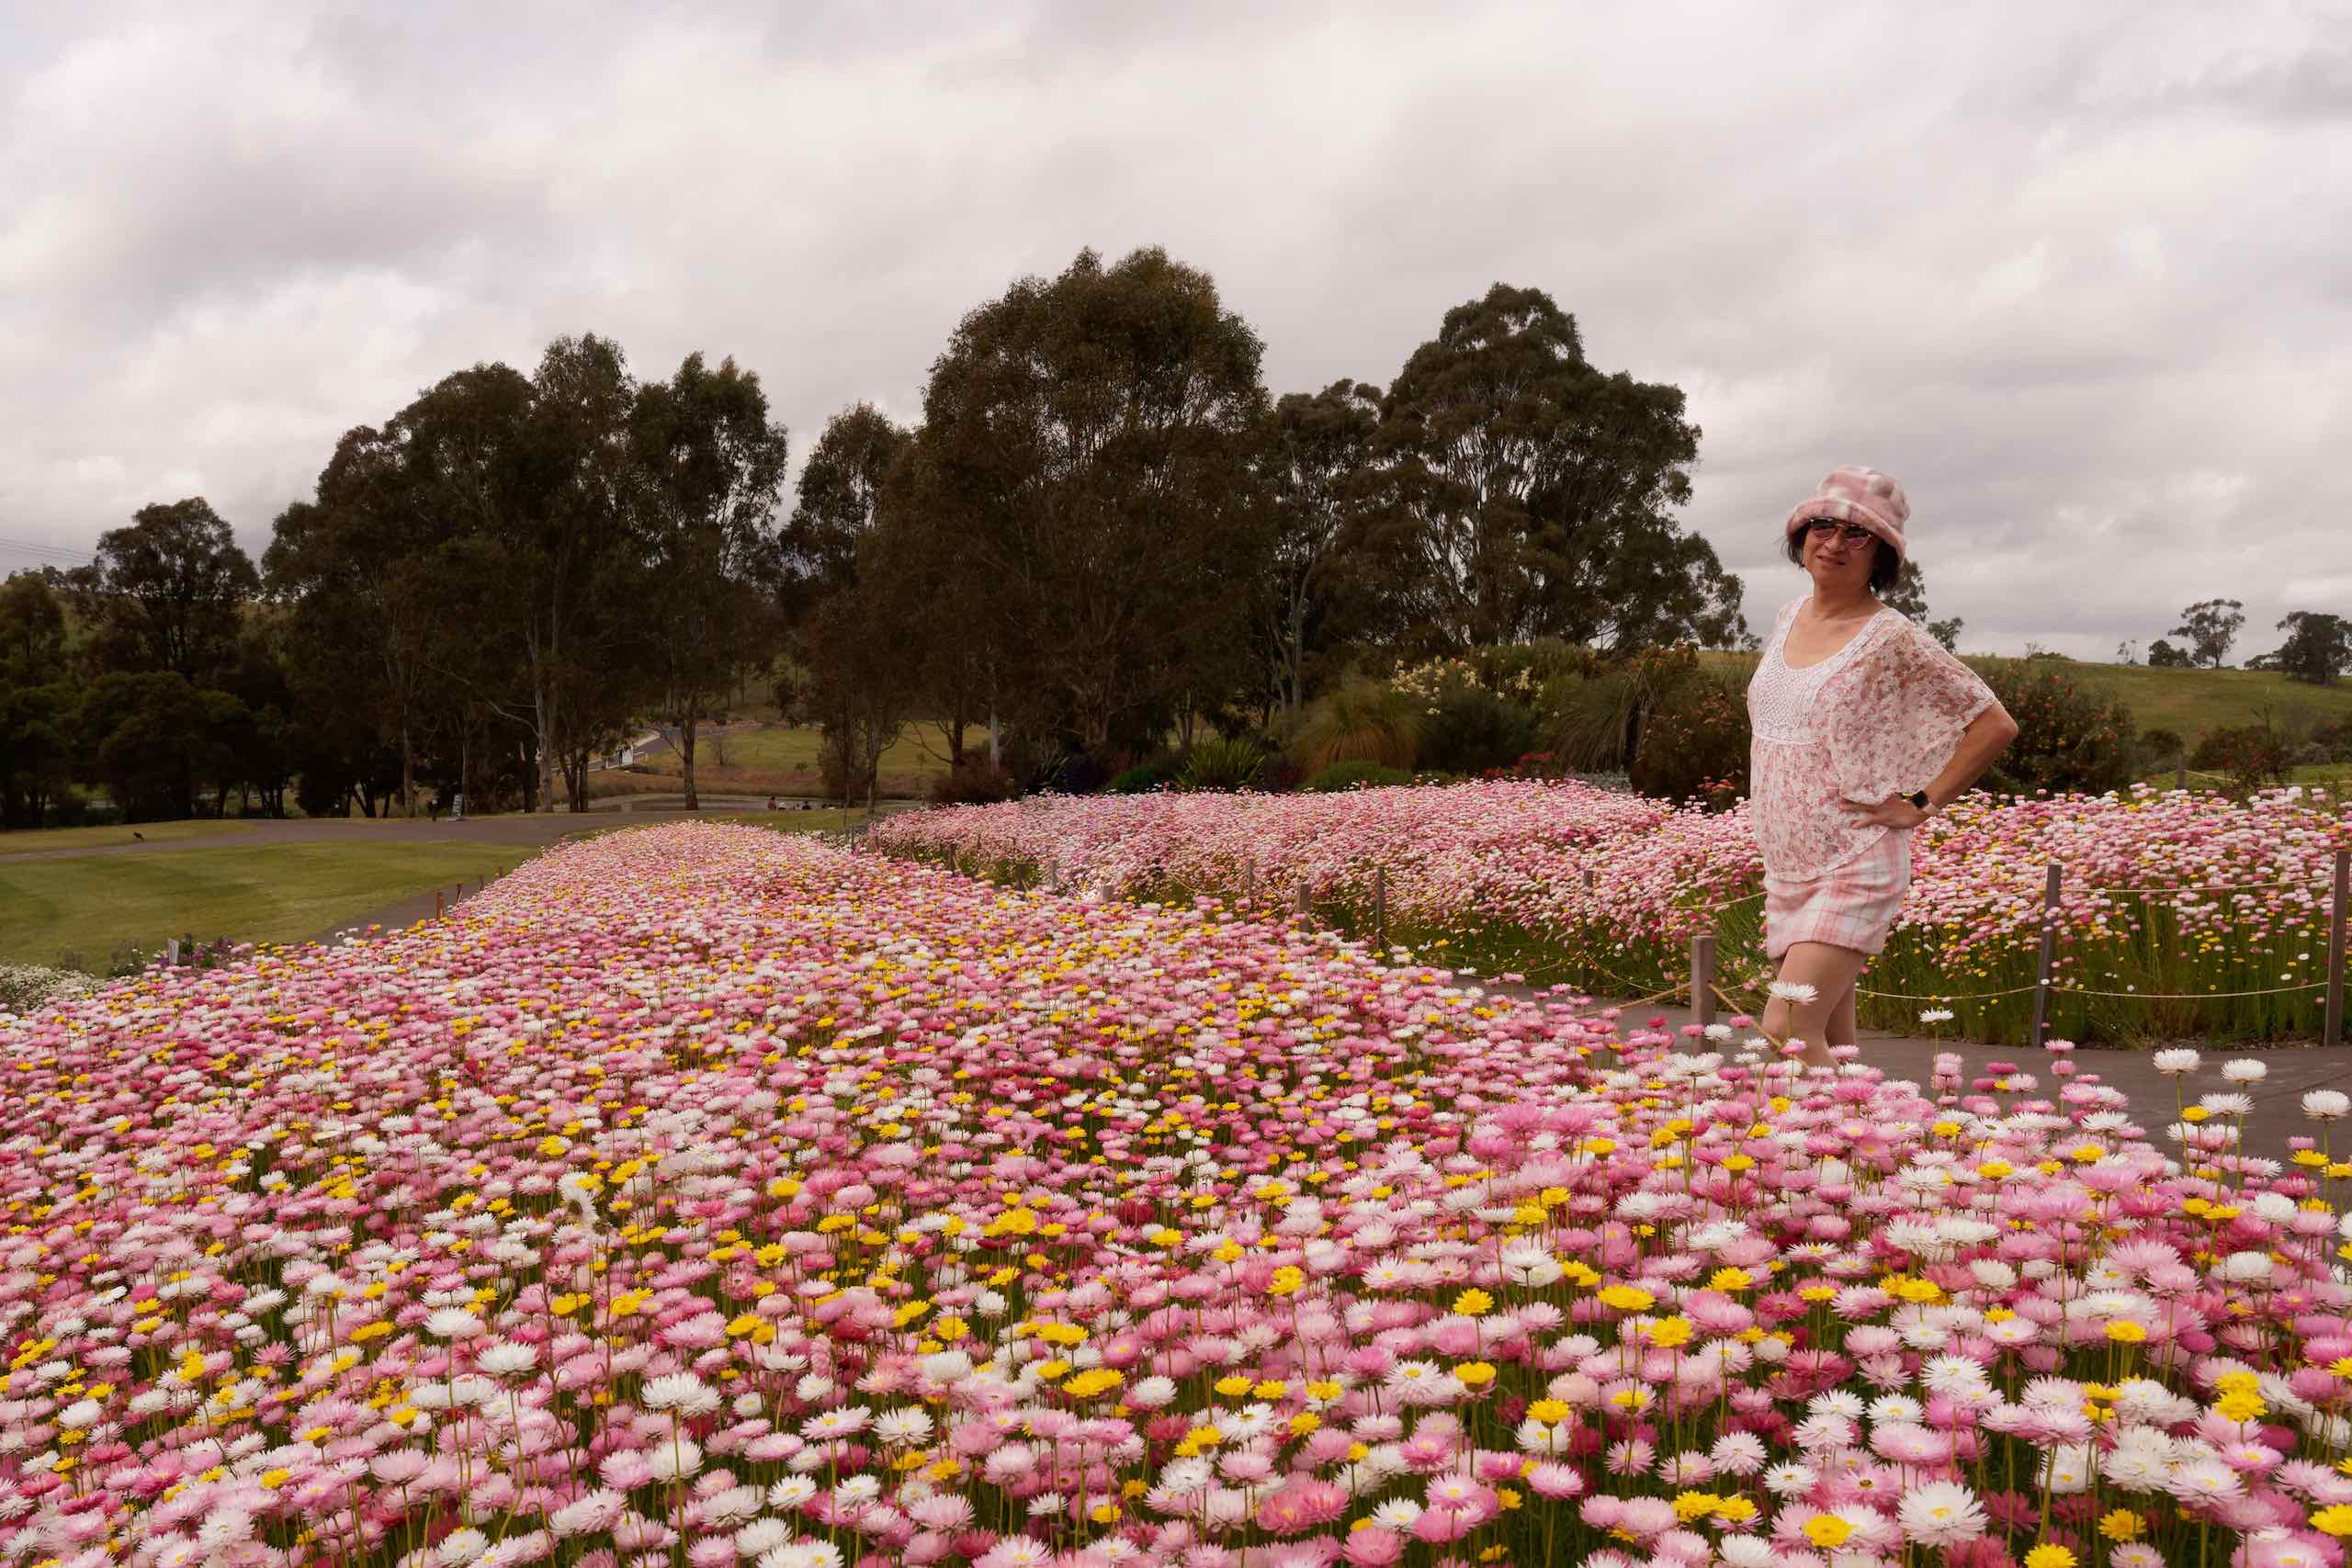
left=1784, top=521, right=1901, bottom=592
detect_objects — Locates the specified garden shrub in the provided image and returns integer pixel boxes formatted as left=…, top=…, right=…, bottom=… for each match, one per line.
left=1174, top=737, right=1271, bottom=792
left=2191, top=724, right=2290, bottom=787
left=2138, top=727, right=2186, bottom=771
left=1107, top=755, right=1179, bottom=794
left=1972, top=656, right=2136, bottom=795
left=1538, top=668, right=1637, bottom=773
left=1288, top=681, right=1421, bottom=773
left=1628, top=668, right=1750, bottom=808
left=1303, top=760, right=1412, bottom=792
left=1418, top=685, right=1536, bottom=776
left=929, top=758, right=1019, bottom=806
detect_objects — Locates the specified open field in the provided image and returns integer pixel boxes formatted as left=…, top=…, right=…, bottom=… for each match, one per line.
left=0, top=840, right=533, bottom=968
left=589, top=720, right=983, bottom=798
left=2, top=822, right=2343, bottom=1558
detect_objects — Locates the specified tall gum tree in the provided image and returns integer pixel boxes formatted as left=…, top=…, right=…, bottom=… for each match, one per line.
left=631, top=352, right=790, bottom=811
left=781, top=404, right=914, bottom=805
left=910, top=246, right=1272, bottom=761
left=266, top=425, right=457, bottom=818
left=1358, top=284, right=1746, bottom=658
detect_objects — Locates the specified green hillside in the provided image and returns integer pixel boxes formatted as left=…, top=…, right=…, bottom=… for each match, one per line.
left=2049, top=661, right=2352, bottom=746
left=1701, top=650, right=2351, bottom=749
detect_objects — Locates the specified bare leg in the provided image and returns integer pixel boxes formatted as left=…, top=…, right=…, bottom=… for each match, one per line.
left=1826, top=979, right=1859, bottom=1048
left=1758, top=941, right=1873, bottom=1070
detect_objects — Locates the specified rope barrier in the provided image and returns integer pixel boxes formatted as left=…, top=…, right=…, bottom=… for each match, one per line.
left=2049, top=979, right=2327, bottom=1000
left=2075, top=878, right=2336, bottom=898
left=1852, top=981, right=2045, bottom=1001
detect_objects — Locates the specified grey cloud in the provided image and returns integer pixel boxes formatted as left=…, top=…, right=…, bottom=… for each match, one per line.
left=1, top=0, right=2347, bottom=662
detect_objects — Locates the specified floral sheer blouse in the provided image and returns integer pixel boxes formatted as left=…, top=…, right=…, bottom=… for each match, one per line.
left=1746, top=597, right=1997, bottom=881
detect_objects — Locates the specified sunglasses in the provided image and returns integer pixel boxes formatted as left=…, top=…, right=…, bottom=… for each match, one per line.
left=1804, top=519, right=1877, bottom=546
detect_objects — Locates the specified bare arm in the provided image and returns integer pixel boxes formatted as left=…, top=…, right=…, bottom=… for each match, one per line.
left=1922, top=700, right=2019, bottom=811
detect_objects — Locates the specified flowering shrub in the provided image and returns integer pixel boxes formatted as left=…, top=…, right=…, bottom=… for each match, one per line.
left=6, top=823, right=2352, bottom=1567
left=0, top=964, right=96, bottom=1014
left=873, top=781, right=2352, bottom=1044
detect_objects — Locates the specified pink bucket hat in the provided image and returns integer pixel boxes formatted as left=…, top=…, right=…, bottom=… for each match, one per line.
left=1784, top=465, right=1908, bottom=565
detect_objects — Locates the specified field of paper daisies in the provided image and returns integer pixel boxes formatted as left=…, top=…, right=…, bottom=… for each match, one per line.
left=3, top=820, right=2351, bottom=1568
left=871, top=781, right=2352, bottom=1045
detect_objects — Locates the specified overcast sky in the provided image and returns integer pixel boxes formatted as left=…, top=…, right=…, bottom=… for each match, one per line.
left=3, top=1, right=2347, bottom=659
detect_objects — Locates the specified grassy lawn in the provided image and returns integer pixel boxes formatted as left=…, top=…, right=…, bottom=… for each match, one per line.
left=0, top=818, right=270, bottom=855
left=0, top=842, right=527, bottom=971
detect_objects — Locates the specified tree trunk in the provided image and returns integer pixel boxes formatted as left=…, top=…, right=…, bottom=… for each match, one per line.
left=681, top=705, right=700, bottom=812
left=534, top=673, right=558, bottom=814
left=401, top=717, right=417, bottom=818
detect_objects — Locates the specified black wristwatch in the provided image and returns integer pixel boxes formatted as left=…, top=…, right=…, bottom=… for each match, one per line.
left=1906, top=789, right=1932, bottom=811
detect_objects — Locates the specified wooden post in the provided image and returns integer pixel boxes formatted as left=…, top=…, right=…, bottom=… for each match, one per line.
left=2175, top=752, right=2188, bottom=791
left=1374, top=867, right=1387, bottom=951
left=2028, top=862, right=2064, bottom=1046
left=1583, top=868, right=1597, bottom=896
left=2325, top=847, right=2348, bottom=1050
left=165, top=939, right=181, bottom=966
left=1295, top=880, right=1311, bottom=919
left=435, top=890, right=445, bottom=920
left=1690, top=931, right=1717, bottom=1029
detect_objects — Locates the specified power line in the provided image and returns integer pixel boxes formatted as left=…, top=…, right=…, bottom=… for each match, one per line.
left=0, top=535, right=95, bottom=565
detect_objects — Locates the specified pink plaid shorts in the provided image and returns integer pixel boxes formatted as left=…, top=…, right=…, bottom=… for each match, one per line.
left=1762, top=828, right=1911, bottom=960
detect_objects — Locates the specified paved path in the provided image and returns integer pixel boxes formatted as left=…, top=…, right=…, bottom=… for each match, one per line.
left=0, top=799, right=910, bottom=863
left=1566, top=993, right=2346, bottom=1168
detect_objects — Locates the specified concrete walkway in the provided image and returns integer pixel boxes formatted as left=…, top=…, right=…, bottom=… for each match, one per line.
left=2, top=800, right=918, bottom=864
left=1575, top=994, right=2348, bottom=1168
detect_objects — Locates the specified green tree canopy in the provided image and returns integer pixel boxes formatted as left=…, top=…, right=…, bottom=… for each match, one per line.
left=1260, top=378, right=1382, bottom=715
left=910, top=245, right=1273, bottom=759
left=2169, top=598, right=2245, bottom=668
left=2271, top=610, right=2351, bottom=685
left=630, top=350, right=791, bottom=808
left=78, top=498, right=259, bottom=681
left=1355, top=284, right=1744, bottom=659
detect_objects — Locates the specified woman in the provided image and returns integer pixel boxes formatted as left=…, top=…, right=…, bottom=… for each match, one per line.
left=1747, top=466, right=2019, bottom=1069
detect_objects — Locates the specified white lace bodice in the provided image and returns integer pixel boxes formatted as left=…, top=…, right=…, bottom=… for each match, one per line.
left=1747, top=605, right=1892, bottom=742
